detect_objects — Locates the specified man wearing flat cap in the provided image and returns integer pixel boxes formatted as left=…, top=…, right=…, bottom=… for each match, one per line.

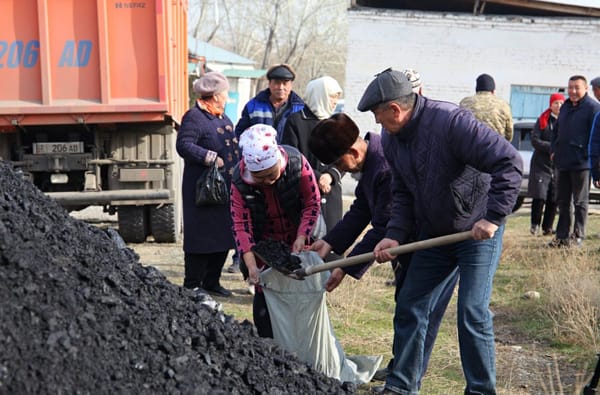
left=459, top=73, right=513, bottom=141
left=308, top=112, right=457, bottom=388
left=590, top=76, right=600, bottom=101
left=358, top=68, right=522, bottom=394
left=234, top=63, right=305, bottom=143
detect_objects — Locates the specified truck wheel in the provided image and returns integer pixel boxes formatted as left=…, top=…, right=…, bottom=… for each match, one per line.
left=150, top=204, right=176, bottom=243
left=118, top=206, right=147, bottom=243
left=512, top=196, right=525, bottom=212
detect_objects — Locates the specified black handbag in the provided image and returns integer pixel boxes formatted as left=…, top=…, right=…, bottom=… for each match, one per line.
left=195, top=162, right=228, bottom=206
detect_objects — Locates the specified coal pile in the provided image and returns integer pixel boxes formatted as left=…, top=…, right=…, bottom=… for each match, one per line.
left=0, top=161, right=354, bottom=395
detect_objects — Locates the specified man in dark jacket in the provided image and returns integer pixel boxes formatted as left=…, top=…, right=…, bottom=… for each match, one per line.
left=550, top=75, right=600, bottom=247
left=358, top=68, right=522, bottom=395
left=308, top=113, right=458, bottom=388
left=234, top=64, right=305, bottom=142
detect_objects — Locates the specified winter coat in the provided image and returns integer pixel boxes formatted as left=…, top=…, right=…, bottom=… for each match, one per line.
left=552, top=94, right=600, bottom=171
left=282, top=107, right=343, bottom=231
left=381, top=95, right=523, bottom=243
left=234, top=89, right=305, bottom=142
left=176, top=102, right=240, bottom=254
left=230, top=147, right=320, bottom=268
left=323, top=133, right=393, bottom=279
left=459, top=91, right=513, bottom=141
left=528, top=114, right=557, bottom=199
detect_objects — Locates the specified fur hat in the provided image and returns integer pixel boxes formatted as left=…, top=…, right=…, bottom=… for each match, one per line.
left=239, top=124, right=282, bottom=172
left=475, top=74, right=495, bottom=92
left=193, top=71, right=229, bottom=96
left=309, top=113, right=359, bottom=165
left=357, top=68, right=413, bottom=112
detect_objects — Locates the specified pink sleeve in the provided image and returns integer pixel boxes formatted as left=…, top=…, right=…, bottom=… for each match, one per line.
left=230, top=183, right=255, bottom=254
left=297, top=156, right=321, bottom=239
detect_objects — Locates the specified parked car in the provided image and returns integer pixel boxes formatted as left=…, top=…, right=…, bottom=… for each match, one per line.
left=510, top=121, right=600, bottom=212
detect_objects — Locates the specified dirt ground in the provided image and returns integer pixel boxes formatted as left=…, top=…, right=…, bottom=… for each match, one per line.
left=72, top=207, right=590, bottom=395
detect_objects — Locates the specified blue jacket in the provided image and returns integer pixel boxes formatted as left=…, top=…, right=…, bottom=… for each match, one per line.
left=323, top=133, right=393, bottom=279
left=234, top=89, right=305, bottom=142
left=382, top=95, right=522, bottom=243
left=552, top=94, right=600, bottom=171
left=590, top=112, right=600, bottom=182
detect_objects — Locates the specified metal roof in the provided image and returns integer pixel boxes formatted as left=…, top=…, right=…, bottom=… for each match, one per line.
left=188, top=36, right=255, bottom=65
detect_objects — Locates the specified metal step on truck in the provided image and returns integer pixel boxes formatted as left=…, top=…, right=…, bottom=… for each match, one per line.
left=0, top=0, right=188, bottom=243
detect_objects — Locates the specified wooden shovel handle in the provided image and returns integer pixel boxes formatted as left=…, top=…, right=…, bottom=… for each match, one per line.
left=300, top=231, right=473, bottom=278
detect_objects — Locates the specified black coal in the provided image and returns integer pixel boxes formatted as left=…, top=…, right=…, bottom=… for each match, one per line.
left=0, top=161, right=354, bottom=394
left=252, top=240, right=302, bottom=274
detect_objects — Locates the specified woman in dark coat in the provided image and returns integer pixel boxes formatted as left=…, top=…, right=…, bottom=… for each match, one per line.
left=175, top=71, right=240, bottom=297
left=528, top=93, right=565, bottom=236
left=282, top=76, right=343, bottom=232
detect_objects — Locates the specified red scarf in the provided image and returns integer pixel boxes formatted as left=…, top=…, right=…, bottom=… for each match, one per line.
left=538, top=109, right=552, bottom=131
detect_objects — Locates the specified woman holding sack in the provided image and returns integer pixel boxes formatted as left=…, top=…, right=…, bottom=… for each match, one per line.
left=528, top=92, right=565, bottom=236
left=176, top=71, right=240, bottom=297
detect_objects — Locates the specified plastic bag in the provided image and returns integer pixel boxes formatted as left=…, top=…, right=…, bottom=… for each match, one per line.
left=195, top=162, right=228, bottom=206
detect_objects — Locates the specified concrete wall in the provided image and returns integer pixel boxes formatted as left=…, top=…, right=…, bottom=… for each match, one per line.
left=345, top=8, right=600, bottom=133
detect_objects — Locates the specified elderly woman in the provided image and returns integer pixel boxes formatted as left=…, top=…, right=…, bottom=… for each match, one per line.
left=282, top=76, right=343, bottom=233
left=230, top=124, right=320, bottom=337
left=175, top=71, right=240, bottom=297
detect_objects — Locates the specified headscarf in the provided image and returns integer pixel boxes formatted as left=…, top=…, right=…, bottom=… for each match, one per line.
left=239, top=124, right=282, bottom=172
left=304, top=76, right=343, bottom=120
left=538, top=93, right=565, bottom=130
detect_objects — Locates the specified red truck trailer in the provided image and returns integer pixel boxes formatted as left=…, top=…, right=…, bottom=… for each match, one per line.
left=0, top=0, right=188, bottom=243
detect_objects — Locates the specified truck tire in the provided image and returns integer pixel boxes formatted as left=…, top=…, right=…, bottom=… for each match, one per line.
left=118, top=206, right=147, bottom=243
left=150, top=204, right=176, bottom=243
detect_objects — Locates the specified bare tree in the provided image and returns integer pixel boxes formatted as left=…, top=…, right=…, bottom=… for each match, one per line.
left=188, top=0, right=349, bottom=92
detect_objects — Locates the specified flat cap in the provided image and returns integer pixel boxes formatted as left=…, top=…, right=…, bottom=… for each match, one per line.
left=357, top=68, right=413, bottom=112
left=591, top=76, right=600, bottom=88
left=309, top=113, right=359, bottom=165
left=266, top=64, right=296, bottom=81
left=193, top=71, right=229, bottom=96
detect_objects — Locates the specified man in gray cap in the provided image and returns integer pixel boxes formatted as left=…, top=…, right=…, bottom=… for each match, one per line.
left=358, top=68, right=523, bottom=395
left=590, top=76, right=600, bottom=101
left=234, top=63, right=305, bottom=142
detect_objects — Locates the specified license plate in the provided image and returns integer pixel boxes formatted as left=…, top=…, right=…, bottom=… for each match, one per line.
left=32, top=142, right=84, bottom=155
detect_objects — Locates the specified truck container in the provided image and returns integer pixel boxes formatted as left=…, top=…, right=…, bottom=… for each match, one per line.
left=0, top=0, right=188, bottom=243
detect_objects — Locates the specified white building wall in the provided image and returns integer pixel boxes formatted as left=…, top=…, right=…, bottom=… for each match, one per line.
left=345, top=9, right=600, bottom=133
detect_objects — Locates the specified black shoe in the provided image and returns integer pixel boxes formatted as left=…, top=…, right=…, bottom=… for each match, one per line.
left=205, top=285, right=232, bottom=297
left=530, top=225, right=540, bottom=236
left=371, top=385, right=397, bottom=394
left=542, top=229, right=555, bottom=236
left=548, top=238, right=569, bottom=248
left=372, top=367, right=389, bottom=381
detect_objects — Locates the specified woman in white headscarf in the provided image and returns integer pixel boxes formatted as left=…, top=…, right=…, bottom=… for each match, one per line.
left=282, top=76, right=344, bottom=233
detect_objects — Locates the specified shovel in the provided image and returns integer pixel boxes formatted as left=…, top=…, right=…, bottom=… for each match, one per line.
left=253, top=231, right=473, bottom=280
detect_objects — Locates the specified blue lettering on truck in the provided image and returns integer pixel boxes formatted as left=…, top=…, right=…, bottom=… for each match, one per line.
left=0, top=40, right=39, bottom=68
left=0, top=40, right=92, bottom=68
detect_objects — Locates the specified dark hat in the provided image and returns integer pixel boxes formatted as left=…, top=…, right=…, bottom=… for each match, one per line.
left=309, top=113, right=359, bottom=165
left=193, top=71, right=229, bottom=96
left=357, top=68, right=413, bottom=112
left=475, top=73, right=496, bottom=92
left=591, top=77, right=600, bottom=88
left=266, top=64, right=296, bottom=81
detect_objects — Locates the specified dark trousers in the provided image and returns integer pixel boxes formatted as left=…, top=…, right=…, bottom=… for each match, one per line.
left=253, top=291, right=273, bottom=338
left=531, top=180, right=556, bottom=232
left=183, top=251, right=229, bottom=290
left=555, top=169, right=589, bottom=240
